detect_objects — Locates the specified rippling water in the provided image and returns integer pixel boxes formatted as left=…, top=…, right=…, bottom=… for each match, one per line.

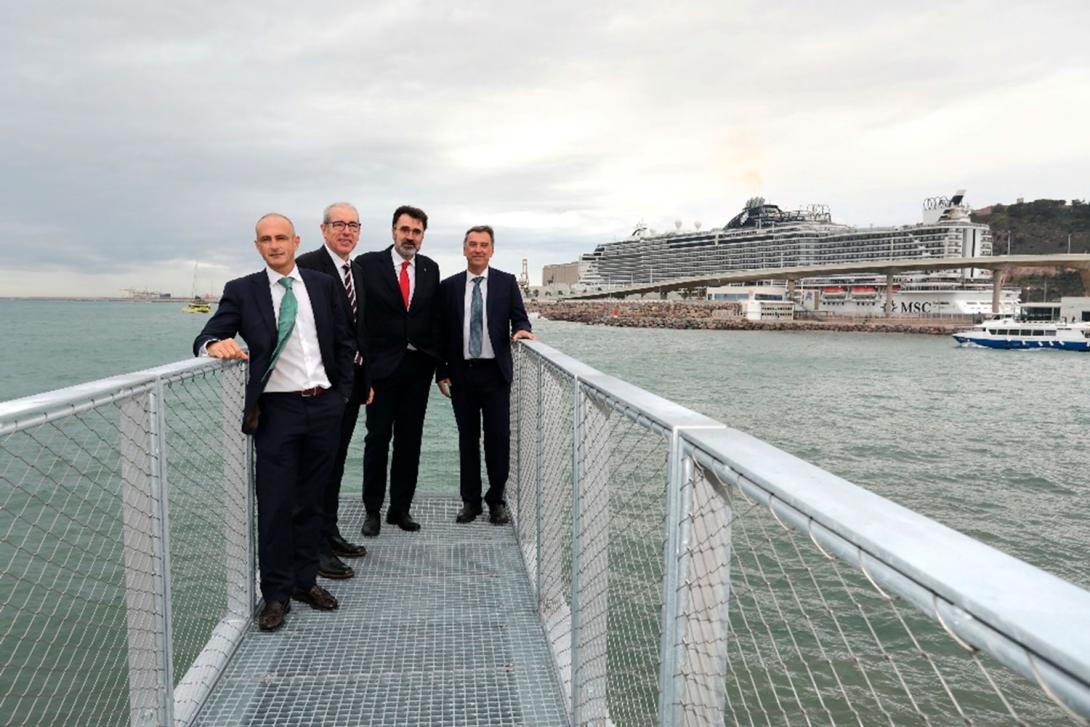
left=3, top=301, right=1088, bottom=588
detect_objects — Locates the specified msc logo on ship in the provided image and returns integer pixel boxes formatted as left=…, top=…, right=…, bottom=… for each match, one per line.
left=899, top=301, right=933, bottom=313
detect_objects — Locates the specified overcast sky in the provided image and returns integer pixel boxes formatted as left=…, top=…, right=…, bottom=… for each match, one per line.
left=2, top=0, right=1088, bottom=296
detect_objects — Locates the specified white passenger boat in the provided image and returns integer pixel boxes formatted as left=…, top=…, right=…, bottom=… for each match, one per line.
left=953, top=319, right=1090, bottom=351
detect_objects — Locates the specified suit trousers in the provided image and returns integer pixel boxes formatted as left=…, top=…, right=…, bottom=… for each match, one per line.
left=321, top=363, right=366, bottom=548
left=253, top=391, right=344, bottom=604
left=363, top=350, right=435, bottom=515
left=450, top=359, right=511, bottom=506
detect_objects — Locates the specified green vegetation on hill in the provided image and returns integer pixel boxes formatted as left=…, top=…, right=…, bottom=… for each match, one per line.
left=972, top=198, right=1090, bottom=299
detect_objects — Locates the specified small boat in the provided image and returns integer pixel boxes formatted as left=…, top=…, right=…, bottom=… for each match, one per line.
left=182, top=262, right=213, bottom=313
left=953, top=319, right=1090, bottom=351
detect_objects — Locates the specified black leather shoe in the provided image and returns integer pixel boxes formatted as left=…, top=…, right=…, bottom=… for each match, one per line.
left=329, top=533, right=367, bottom=558
left=291, top=584, right=339, bottom=611
left=456, top=502, right=483, bottom=523
left=361, top=512, right=381, bottom=537
left=318, top=552, right=354, bottom=579
left=489, top=502, right=511, bottom=525
left=386, top=510, right=422, bottom=532
left=258, top=600, right=290, bottom=631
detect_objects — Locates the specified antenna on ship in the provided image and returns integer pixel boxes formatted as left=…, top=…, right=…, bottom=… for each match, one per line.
left=519, top=258, right=529, bottom=292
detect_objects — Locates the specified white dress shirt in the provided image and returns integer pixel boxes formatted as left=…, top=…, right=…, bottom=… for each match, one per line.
left=264, top=266, right=332, bottom=392
left=325, top=244, right=352, bottom=279
left=463, top=268, right=495, bottom=360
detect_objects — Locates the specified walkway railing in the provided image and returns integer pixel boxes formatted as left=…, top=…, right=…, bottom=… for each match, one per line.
left=511, top=340, right=1090, bottom=725
left=4, top=346, right=1090, bottom=726
left=0, top=359, right=253, bottom=727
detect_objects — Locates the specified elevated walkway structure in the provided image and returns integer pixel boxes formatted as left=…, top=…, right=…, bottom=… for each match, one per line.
left=2, top=346, right=1090, bottom=725
left=192, top=497, right=568, bottom=726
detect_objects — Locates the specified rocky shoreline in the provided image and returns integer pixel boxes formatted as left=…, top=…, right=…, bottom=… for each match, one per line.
left=527, top=300, right=969, bottom=336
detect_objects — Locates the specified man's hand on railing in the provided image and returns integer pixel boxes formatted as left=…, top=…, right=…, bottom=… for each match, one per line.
left=513, top=330, right=536, bottom=341
left=207, top=339, right=249, bottom=361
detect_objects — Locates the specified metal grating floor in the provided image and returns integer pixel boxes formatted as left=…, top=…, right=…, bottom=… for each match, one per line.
left=193, top=496, right=570, bottom=726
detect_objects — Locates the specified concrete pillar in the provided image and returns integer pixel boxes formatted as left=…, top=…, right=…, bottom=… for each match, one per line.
left=992, top=267, right=1009, bottom=314
left=1079, top=268, right=1090, bottom=295
left=884, top=272, right=894, bottom=317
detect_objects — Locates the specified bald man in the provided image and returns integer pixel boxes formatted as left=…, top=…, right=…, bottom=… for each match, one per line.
left=193, top=213, right=355, bottom=632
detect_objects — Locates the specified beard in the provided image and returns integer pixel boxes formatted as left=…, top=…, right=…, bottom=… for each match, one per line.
left=394, top=240, right=417, bottom=259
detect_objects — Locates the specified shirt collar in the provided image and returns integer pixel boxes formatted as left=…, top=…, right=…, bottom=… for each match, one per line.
left=391, top=247, right=414, bottom=268
left=265, top=265, right=301, bottom=286
left=467, top=267, right=489, bottom=281
left=325, top=244, right=351, bottom=271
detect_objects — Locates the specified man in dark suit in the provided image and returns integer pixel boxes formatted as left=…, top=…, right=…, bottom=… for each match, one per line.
left=296, top=202, right=372, bottom=580
left=436, top=225, right=534, bottom=525
left=355, top=205, right=441, bottom=536
left=193, top=213, right=354, bottom=632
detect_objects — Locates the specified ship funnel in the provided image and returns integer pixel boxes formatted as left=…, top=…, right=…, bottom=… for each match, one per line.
left=694, top=220, right=702, bottom=230
left=674, top=219, right=682, bottom=231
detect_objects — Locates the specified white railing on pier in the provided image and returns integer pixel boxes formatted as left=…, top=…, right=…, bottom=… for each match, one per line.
left=3, top=346, right=1090, bottom=726
left=0, top=359, right=253, bottom=727
left=511, top=339, right=1090, bottom=726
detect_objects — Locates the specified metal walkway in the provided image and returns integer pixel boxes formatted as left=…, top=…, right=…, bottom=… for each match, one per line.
left=193, top=496, right=569, bottom=726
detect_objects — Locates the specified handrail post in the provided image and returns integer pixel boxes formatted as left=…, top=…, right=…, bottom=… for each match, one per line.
left=677, top=446, right=732, bottom=725
left=513, top=344, right=522, bottom=542
left=658, top=430, right=692, bottom=726
left=569, top=378, right=584, bottom=724
left=120, top=382, right=174, bottom=727
left=535, top=355, right=544, bottom=603
left=223, top=363, right=253, bottom=620
left=570, top=381, right=611, bottom=724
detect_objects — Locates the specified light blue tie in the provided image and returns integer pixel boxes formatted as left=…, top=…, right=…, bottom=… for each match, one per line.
left=263, top=277, right=297, bottom=382
left=469, top=276, right=483, bottom=358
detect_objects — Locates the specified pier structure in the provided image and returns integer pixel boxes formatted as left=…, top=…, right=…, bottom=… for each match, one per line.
left=569, top=253, right=1090, bottom=315
left=2, top=346, right=1090, bottom=725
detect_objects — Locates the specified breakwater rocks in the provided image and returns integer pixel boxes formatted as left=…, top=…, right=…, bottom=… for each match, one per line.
left=528, top=301, right=966, bottom=336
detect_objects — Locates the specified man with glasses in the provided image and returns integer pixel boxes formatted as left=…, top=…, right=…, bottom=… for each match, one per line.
left=355, top=205, right=441, bottom=536
left=297, top=203, right=373, bottom=579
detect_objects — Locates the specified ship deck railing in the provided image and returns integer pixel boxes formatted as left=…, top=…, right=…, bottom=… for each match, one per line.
left=1, top=342, right=1089, bottom=725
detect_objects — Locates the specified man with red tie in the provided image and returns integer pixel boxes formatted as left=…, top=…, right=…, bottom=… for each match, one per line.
left=354, top=205, right=441, bottom=536
left=296, top=202, right=373, bottom=580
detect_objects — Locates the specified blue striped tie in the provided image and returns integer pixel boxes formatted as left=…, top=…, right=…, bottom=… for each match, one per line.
left=469, top=276, right=483, bottom=358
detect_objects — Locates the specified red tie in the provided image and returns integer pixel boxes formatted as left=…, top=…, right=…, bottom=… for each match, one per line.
left=399, top=260, right=411, bottom=309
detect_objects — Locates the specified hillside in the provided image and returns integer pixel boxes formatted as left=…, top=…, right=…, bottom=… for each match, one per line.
left=972, top=198, right=1090, bottom=299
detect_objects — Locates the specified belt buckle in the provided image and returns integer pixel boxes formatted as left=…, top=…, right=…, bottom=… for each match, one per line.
left=301, top=387, right=321, bottom=398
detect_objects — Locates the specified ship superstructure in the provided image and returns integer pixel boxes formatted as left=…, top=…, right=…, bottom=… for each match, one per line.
left=578, top=192, right=995, bottom=293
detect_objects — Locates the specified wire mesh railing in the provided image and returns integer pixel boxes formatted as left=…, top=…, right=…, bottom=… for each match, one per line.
left=0, top=359, right=253, bottom=727
left=511, top=340, right=1090, bottom=726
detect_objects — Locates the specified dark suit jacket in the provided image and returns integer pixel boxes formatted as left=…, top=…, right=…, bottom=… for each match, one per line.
left=296, top=246, right=370, bottom=394
left=435, top=267, right=532, bottom=385
left=193, top=267, right=356, bottom=433
left=354, top=246, right=441, bottom=380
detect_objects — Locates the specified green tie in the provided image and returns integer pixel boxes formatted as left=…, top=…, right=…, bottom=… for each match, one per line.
left=263, top=276, right=298, bottom=383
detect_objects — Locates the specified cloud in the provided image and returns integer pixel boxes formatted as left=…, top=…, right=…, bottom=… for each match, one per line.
left=1, top=0, right=1088, bottom=293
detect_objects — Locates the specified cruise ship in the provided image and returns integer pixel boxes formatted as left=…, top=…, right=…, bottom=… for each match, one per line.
left=577, top=191, right=1020, bottom=315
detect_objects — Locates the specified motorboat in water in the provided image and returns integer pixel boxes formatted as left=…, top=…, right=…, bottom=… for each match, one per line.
left=953, top=319, right=1090, bottom=351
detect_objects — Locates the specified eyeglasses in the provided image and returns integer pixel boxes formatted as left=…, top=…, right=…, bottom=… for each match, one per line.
left=327, top=221, right=361, bottom=231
